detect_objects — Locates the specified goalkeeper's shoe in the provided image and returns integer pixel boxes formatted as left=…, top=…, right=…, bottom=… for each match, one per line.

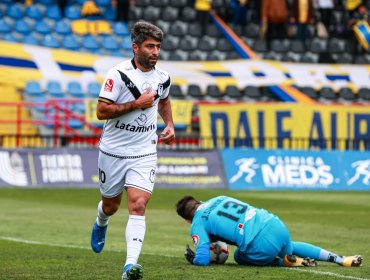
left=90, top=222, right=107, bottom=253
left=122, top=264, right=144, bottom=280
left=283, top=254, right=317, bottom=267
left=340, top=255, right=363, bottom=267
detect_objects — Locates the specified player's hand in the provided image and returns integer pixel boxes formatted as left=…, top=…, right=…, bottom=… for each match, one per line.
left=136, top=88, right=155, bottom=109
left=159, top=126, right=175, bottom=145
left=184, top=244, right=195, bottom=265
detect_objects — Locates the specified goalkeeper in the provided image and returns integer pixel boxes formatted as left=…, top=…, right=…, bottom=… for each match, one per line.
left=176, top=195, right=363, bottom=267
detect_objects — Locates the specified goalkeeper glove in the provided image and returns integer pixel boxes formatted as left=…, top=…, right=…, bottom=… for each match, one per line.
left=184, top=244, right=195, bottom=265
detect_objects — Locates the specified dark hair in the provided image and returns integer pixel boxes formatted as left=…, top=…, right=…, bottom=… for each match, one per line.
left=130, top=21, right=164, bottom=45
left=176, top=196, right=201, bottom=221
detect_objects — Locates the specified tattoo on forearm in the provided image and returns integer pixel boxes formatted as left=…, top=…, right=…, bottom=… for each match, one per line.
left=113, top=102, right=135, bottom=118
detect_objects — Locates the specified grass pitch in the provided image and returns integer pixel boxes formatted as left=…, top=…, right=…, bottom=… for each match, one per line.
left=0, top=188, right=369, bottom=280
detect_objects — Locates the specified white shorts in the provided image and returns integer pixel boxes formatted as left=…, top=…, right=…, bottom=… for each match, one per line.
left=98, top=150, right=157, bottom=198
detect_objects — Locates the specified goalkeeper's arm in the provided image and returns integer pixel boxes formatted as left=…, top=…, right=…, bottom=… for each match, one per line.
left=184, top=244, right=210, bottom=266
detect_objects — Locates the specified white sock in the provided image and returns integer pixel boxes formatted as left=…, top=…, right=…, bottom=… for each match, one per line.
left=125, top=215, right=146, bottom=266
left=96, top=200, right=110, bottom=227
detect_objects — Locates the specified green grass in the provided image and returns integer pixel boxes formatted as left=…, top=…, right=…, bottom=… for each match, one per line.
left=0, top=188, right=369, bottom=280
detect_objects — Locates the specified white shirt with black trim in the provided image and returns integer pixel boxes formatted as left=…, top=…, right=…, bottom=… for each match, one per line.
left=98, top=59, right=171, bottom=157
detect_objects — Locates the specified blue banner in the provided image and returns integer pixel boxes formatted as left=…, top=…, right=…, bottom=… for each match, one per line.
left=222, top=148, right=370, bottom=190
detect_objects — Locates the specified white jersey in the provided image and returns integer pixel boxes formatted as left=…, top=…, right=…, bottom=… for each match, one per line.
left=98, top=59, right=171, bottom=157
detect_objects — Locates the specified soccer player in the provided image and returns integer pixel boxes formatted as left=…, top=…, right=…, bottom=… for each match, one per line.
left=90, top=21, right=175, bottom=280
left=176, top=195, right=363, bottom=267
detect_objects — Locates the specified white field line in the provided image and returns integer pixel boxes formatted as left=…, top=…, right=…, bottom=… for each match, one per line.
left=1, top=236, right=368, bottom=280
left=284, top=267, right=369, bottom=280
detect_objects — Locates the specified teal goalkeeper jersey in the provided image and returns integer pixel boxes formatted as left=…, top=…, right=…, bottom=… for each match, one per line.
left=190, top=196, right=275, bottom=266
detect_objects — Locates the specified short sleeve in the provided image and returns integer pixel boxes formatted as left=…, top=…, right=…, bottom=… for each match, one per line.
left=99, top=69, right=122, bottom=103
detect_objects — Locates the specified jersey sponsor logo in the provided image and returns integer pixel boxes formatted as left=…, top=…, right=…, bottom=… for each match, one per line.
left=104, top=79, right=114, bottom=92
left=191, top=235, right=199, bottom=247
left=114, top=120, right=156, bottom=133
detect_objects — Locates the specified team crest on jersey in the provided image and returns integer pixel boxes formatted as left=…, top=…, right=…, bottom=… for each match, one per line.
left=141, top=82, right=152, bottom=92
left=104, top=79, right=114, bottom=92
left=191, top=235, right=199, bottom=247
left=157, top=84, right=163, bottom=97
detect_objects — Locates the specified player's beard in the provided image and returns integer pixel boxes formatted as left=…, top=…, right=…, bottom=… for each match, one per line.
left=137, top=51, right=158, bottom=70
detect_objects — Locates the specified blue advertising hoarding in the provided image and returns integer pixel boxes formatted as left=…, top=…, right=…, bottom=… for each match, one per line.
left=222, top=148, right=370, bottom=190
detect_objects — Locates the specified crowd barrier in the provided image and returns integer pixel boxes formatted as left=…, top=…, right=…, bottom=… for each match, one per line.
left=1, top=148, right=369, bottom=191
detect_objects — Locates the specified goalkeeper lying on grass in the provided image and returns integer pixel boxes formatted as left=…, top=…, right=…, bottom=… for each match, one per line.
left=176, top=195, right=363, bottom=267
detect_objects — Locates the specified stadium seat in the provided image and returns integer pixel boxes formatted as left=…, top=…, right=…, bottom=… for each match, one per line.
left=309, top=38, right=327, bottom=54
left=3, top=33, right=19, bottom=43
left=22, top=34, right=39, bottom=45
left=25, top=5, right=42, bottom=20
left=206, top=85, right=223, bottom=100
left=319, top=87, right=337, bottom=100
left=82, top=35, right=100, bottom=52
left=34, top=20, right=52, bottom=35
left=188, top=22, right=203, bottom=37
left=161, top=6, right=179, bottom=22
left=104, top=6, right=117, bottom=21
left=112, top=21, right=129, bottom=36
left=25, top=81, right=44, bottom=97
left=217, top=37, right=234, bottom=52
left=87, top=82, right=101, bottom=98
left=47, top=81, right=65, bottom=98
left=169, top=84, right=186, bottom=99
left=178, top=35, right=197, bottom=52
left=152, top=0, right=170, bottom=7
left=170, top=0, right=187, bottom=8
left=188, top=50, right=207, bottom=61
left=198, top=35, right=217, bottom=52
left=162, top=35, right=179, bottom=51
left=95, top=0, right=111, bottom=7
left=339, top=87, right=356, bottom=101
left=38, top=0, right=55, bottom=4
left=244, top=23, right=259, bottom=38
left=169, top=50, right=188, bottom=61
left=334, top=53, right=353, bottom=64
left=181, top=6, right=197, bottom=22
left=61, top=34, right=80, bottom=51
left=67, top=81, right=85, bottom=98
left=41, top=34, right=59, bottom=48
left=6, top=4, right=23, bottom=20
left=142, top=6, right=161, bottom=21
left=102, top=35, right=119, bottom=52
left=169, top=21, right=188, bottom=37
left=328, top=38, right=345, bottom=54
left=300, top=52, right=318, bottom=63
left=300, top=86, right=318, bottom=99
left=252, top=39, right=268, bottom=52
left=120, top=35, right=132, bottom=51
left=65, top=5, right=81, bottom=20
left=207, top=50, right=226, bottom=61
left=32, top=96, right=48, bottom=113
left=271, top=39, right=290, bottom=53
left=244, top=86, right=262, bottom=100
left=45, top=5, right=62, bottom=21
left=225, top=85, right=242, bottom=100
left=55, top=20, right=72, bottom=36
left=67, top=119, right=84, bottom=129
left=0, top=19, right=11, bottom=35
left=205, top=25, right=222, bottom=38
left=187, top=84, right=204, bottom=100
left=358, top=87, right=370, bottom=101
left=290, top=40, right=306, bottom=53
left=14, top=19, right=32, bottom=35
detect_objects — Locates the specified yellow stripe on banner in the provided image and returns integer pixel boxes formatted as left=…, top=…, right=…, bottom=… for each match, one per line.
left=201, top=61, right=238, bottom=91
left=280, top=85, right=317, bottom=104
left=0, top=67, right=42, bottom=89
left=0, top=41, right=34, bottom=60
left=51, top=49, right=100, bottom=67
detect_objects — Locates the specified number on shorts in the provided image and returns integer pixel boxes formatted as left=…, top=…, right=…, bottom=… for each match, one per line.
left=99, top=168, right=106, bottom=183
